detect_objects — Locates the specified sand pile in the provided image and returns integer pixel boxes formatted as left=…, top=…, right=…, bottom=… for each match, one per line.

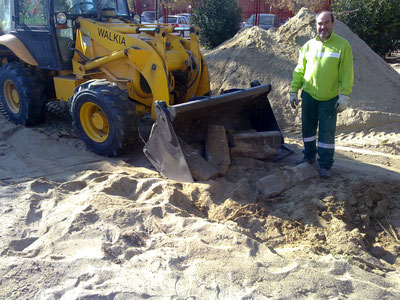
left=205, top=8, right=400, bottom=131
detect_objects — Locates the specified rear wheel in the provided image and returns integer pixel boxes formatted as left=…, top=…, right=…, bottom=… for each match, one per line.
left=69, top=79, right=138, bottom=156
left=0, top=62, right=47, bottom=125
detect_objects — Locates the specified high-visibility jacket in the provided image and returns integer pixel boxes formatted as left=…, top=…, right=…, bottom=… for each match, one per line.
left=291, top=32, right=354, bottom=101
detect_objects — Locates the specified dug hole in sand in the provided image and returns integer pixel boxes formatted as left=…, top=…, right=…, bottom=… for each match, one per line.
left=1, top=8, right=400, bottom=299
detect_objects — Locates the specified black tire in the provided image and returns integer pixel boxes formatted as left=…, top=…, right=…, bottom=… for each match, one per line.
left=0, top=62, right=47, bottom=125
left=69, top=79, right=138, bottom=156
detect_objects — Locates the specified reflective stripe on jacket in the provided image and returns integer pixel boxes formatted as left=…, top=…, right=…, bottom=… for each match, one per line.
left=291, top=32, right=354, bottom=101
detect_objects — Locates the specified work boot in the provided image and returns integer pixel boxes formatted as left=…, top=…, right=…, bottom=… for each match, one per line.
left=296, top=157, right=316, bottom=165
left=319, top=167, right=331, bottom=179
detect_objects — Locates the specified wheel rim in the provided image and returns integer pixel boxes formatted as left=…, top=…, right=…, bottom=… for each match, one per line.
left=80, top=101, right=109, bottom=143
left=3, top=80, right=20, bottom=114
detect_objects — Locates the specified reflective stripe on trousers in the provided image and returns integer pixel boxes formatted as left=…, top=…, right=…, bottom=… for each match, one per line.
left=301, top=90, right=338, bottom=169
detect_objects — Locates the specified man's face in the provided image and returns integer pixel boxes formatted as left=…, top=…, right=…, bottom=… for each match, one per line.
left=316, top=13, right=334, bottom=41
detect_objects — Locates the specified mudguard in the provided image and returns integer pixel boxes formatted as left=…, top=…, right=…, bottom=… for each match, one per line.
left=0, top=34, right=38, bottom=66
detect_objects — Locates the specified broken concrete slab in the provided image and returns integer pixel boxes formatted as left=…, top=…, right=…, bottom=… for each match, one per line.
left=230, top=141, right=277, bottom=160
left=256, top=163, right=319, bottom=197
left=230, top=131, right=283, bottom=148
left=179, top=137, right=218, bottom=181
left=205, top=125, right=231, bottom=176
left=229, top=131, right=282, bottom=160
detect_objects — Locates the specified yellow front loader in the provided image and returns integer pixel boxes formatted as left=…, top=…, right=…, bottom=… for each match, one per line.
left=68, top=14, right=211, bottom=156
left=0, top=0, right=287, bottom=181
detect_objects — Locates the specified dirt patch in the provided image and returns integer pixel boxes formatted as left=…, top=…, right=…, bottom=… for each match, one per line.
left=174, top=162, right=400, bottom=273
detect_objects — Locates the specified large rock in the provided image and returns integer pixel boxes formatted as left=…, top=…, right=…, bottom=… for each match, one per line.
left=179, top=137, right=218, bottom=181
left=257, top=163, right=319, bottom=197
left=230, top=131, right=282, bottom=160
left=205, top=125, right=231, bottom=176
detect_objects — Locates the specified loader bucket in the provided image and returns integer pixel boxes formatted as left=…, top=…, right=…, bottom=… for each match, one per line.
left=143, top=84, right=291, bottom=182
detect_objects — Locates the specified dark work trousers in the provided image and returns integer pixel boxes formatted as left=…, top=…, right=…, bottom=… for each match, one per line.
left=301, top=90, right=338, bottom=169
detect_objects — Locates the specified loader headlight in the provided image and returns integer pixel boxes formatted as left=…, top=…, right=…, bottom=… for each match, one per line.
left=56, top=13, right=67, bottom=25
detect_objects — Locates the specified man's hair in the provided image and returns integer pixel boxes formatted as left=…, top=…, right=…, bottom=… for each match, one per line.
left=316, top=11, right=334, bottom=22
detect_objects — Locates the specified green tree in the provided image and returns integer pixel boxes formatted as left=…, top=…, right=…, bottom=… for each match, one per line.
left=333, top=0, right=400, bottom=56
left=191, top=0, right=242, bottom=49
left=271, top=0, right=326, bottom=12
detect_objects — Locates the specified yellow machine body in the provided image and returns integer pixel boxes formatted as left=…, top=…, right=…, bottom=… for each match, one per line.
left=0, top=1, right=286, bottom=174
left=53, top=17, right=210, bottom=117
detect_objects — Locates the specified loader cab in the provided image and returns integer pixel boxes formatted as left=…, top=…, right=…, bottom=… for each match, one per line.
left=1, top=0, right=131, bottom=70
left=54, top=0, right=132, bottom=66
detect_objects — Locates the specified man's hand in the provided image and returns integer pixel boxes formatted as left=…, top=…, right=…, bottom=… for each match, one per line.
left=289, top=92, right=299, bottom=109
left=335, top=95, right=350, bottom=113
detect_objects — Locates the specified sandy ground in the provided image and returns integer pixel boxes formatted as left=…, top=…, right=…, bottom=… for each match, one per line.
left=1, top=8, right=400, bottom=300
left=1, top=100, right=400, bottom=299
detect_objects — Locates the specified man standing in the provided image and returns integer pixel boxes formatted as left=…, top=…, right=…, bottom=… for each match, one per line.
left=290, top=11, right=354, bottom=178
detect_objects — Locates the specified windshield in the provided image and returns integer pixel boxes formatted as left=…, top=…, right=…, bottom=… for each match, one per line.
left=159, top=16, right=177, bottom=23
left=142, top=11, right=155, bottom=20
left=247, top=14, right=274, bottom=25
left=54, top=0, right=129, bottom=16
left=0, top=0, right=11, bottom=32
left=259, top=15, right=274, bottom=25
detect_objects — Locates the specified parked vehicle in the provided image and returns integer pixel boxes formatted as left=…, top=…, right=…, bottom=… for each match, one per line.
left=158, top=15, right=190, bottom=37
left=241, top=13, right=276, bottom=30
left=141, top=15, right=153, bottom=24
left=141, top=10, right=156, bottom=23
left=177, top=13, right=191, bottom=24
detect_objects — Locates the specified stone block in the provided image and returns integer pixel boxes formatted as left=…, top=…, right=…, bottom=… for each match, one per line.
left=179, top=137, right=218, bottom=181
left=231, top=131, right=282, bottom=148
left=205, top=125, right=231, bottom=176
left=256, top=163, right=319, bottom=197
left=230, top=131, right=282, bottom=160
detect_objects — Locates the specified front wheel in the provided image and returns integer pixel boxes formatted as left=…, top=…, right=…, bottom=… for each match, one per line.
left=0, top=62, right=47, bottom=125
left=69, top=79, right=138, bottom=156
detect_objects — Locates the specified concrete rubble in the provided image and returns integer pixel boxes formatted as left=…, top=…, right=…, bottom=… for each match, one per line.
left=205, top=125, right=231, bottom=176
left=256, top=162, right=319, bottom=197
left=230, top=130, right=282, bottom=160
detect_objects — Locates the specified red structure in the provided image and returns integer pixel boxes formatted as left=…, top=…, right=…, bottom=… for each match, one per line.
left=134, top=1, right=334, bottom=24
left=135, top=0, right=154, bottom=15
left=239, top=0, right=333, bottom=24
left=239, top=0, right=293, bottom=25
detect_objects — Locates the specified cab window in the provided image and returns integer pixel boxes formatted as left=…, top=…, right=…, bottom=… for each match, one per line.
left=115, top=0, right=128, bottom=16
left=0, top=0, right=11, bottom=32
left=19, top=0, right=48, bottom=26
left=61, top=0, right=129, bottom=16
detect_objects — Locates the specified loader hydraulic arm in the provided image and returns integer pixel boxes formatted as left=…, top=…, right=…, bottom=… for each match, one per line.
left=71, top=16, right=209, bottom=116
left=73, top=18, right=171, bottom=107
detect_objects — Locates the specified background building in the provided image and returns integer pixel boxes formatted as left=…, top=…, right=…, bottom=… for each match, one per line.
left=133, top=0, right=333, bottom=25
